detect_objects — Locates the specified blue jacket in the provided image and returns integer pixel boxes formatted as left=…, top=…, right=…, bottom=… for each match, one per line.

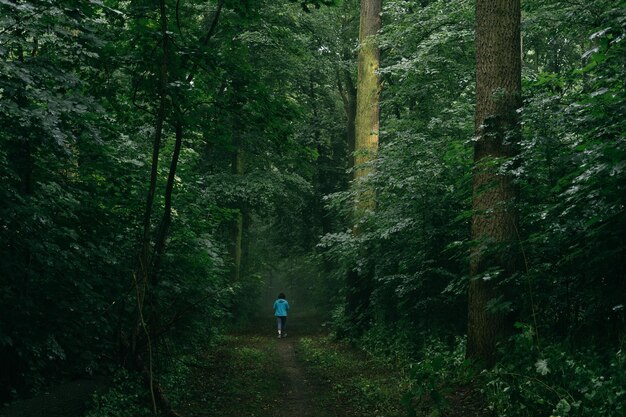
left=273, top=298, right=289, bottom=316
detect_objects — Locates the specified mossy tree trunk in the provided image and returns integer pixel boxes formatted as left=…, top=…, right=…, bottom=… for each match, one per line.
left=345, top=0, right=382, bottom=333
left=353, top=0, right=381, bottom=216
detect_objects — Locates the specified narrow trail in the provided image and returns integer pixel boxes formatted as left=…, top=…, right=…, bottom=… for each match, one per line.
left=274, top=336, right=318, bottom=417
left=178, top=315, right=417, bottom=417
left=180, top=316, right=333, bottom=417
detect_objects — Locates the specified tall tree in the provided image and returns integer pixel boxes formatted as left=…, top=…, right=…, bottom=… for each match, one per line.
left=353, top=0, right=381, bottom=210
left=345, top=0, right=382, bottom=331
left=467, top=0, right=522, bottom=365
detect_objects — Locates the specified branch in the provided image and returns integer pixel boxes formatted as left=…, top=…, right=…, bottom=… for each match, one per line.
left=150, top=118, right=183, bottom=284
left=148, top=291, right=217, bottom=342
left=0, top=4, right=54, bottom=38
left=186, top=0, right=225, bottom=83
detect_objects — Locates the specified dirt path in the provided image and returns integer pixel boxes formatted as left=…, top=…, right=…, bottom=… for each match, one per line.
left=180, top=326, right=330, bottom=417
left=274, top=337, right=318, bottom=417
left=180, top=316, right=410, bottom=417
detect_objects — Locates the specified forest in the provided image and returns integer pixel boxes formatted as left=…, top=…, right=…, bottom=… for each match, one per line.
left=0, top=0, right=624, bottom=416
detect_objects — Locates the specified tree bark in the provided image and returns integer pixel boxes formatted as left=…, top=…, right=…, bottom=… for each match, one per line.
left=353, top=0, right=381, bottom=216
left=344, top=0, right=382, bottom=335
left=467, top=0, right=522, bottom=366
left=151, top=120, right=183, bottom=284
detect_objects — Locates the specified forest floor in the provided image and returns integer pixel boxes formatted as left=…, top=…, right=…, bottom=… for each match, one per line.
left=178, top=315, right=407, bottom=417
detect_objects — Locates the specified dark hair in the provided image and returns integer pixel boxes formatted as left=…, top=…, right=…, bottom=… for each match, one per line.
left=278, top=293, right=286, bottom=299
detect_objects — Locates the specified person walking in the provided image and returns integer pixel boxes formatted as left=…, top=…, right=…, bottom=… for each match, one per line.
left=273, top=293, right=290, bottom=338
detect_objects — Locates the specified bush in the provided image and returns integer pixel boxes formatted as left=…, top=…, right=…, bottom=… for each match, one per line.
left=486, top=327, right=626, bottom=417
left=402, top=336, right=480, bottom=416
left=85, top=370, right=151, bottom=417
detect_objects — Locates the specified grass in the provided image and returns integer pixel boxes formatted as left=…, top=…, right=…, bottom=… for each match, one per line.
left=295, top=336, right=409, bottom=417
left=178, top=335, right=284, bottom=417
left=175, top=316, right=430, bottom=417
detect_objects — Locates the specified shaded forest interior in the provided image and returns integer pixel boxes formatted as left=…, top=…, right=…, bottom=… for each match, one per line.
left=0, top=0, right=624, bottom=416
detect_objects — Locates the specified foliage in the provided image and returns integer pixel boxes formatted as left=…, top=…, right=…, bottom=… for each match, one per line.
left=486, top=330, right=626, bottom=417
left=0, top=0, right=340, bottom=406
left=321, top=0, right=475, bottom=339
left=402, top=337, right=480, bottom=417
left=0, top=0, right=624, bottom=414
left=297, top=336, right=409, bottom=416
left=173, top=335, right=284, bottom=416
left=86, top=370, right=152, bottom=417
left=318, top=0, right=625, bottom=415
left=514, top=0, right=626, bottom=344
left=0, top=0, right=137, bottom=396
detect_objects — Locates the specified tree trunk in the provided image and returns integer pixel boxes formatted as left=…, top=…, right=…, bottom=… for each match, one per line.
left=344, top=0, right=382, bottom=335
left=467, top=0, right=522, bottom=366
left=138, top=0, right=169, bottom=283
left=151, top=120, right=183, bottom=285
left=353, top=0, right=381, bottom=216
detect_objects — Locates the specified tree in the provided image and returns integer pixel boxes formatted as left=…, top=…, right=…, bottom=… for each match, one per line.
left=344, top=0, right=382, bottom=332
left=353, top=0, right=381, bottom=210
left=467, top=0, right=522, bottom=365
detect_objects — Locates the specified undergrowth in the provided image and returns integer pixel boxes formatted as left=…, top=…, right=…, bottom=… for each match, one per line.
left=85, top=370, right=151, bottom=417
left=486, top=326, right=626, bottom=417
left=331, top=321, right=626, bottom=417
left=296, top=336, right=408, bottom=417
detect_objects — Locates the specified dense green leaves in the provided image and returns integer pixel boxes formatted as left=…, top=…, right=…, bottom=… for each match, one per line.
left=0, top=0, right=624, bottom=415
left=0, top=0, right=338, bottom=405
left=317, top=0, right=625, bottom=415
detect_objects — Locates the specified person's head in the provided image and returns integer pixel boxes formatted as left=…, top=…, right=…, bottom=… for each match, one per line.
left=278, top=293, right=286, bottom=299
